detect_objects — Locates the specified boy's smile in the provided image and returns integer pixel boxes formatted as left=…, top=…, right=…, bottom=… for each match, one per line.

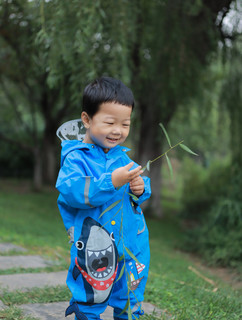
left=82, top=102, right=132, bottom=151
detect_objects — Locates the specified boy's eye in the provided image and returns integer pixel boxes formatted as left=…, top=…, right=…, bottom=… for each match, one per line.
left=123, top=124, right=130, bottom=127
left=105, top=122, right=114, bottom=125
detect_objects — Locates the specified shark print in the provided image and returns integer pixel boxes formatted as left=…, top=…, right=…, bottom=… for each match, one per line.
left=72, top=217, right=118, bottom=304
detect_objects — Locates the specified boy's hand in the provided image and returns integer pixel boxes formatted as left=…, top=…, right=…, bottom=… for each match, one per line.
left=112, top=162, right=143, bottom=188
left=130, top=176, right=144, bottom=196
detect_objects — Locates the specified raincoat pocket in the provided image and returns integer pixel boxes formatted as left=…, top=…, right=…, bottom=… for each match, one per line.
left=130, top=198, right=146, bottom=235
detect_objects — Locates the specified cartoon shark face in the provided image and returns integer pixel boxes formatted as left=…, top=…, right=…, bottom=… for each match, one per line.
left=74, top=217, right=118, bottom=303
left=83, top=226, right=115, bottom=280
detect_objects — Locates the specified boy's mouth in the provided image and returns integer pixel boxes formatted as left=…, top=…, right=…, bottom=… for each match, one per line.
left=106, top=137, right=119, bottom=143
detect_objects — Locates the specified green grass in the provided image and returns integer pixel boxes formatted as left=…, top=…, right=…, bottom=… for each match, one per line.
left=0, top=181, right=70, bottom=261
left=0, top=179, right=241, bottom=320
left=0, top=306, right=38, bottom=320
left=146, top=219, right=241, bottom=319
left=0, top=286, right=71, bottom=306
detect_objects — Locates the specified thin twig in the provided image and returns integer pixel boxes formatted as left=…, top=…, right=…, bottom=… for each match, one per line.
left=142, top=140, right=184, bottom=171
left=188, top=266, right=216, bottom=286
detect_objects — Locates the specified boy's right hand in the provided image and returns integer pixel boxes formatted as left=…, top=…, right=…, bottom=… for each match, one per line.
left=112, top=162, right=143, bottom=188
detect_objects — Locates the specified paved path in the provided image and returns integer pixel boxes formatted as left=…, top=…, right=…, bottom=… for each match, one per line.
left=0, top=243, right=163, bottom=319
left=0, top=271, right=67, bottom=292
left=20, top=301, right=162, bottom=320
left=0, top=243, right=27, bottom=253
left=0, top=255, right=52, bottom=270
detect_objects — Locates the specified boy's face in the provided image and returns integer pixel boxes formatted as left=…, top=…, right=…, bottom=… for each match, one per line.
left=82, top=102, right=132, bottom=151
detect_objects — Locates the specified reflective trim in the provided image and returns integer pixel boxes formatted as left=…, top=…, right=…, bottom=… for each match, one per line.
left=84, top=177, right=94, bottom=208
left=137, top=214, right=146, bottom=234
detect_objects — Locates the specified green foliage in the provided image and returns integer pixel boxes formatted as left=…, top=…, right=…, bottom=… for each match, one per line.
left=142, top=123, right=196, bottom=174
left=0, top=141, right=33, bottom=178
left=181, top=159, right=230, bottom=220
left=195, top=198, right=242, bottom=267
left=169, top=55, right=231, bottom=164
left=221, top=36, right=242, bottom=166
left=181, top=162, right=242, bottom=269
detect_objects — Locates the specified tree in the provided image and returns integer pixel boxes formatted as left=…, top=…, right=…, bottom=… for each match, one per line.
left=130, top=0, right=233, bottom=217
left=0, top=0, right=133, bottom=188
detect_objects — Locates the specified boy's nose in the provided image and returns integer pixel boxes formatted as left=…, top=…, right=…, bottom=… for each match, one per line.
left=112, top=126, right=121, bottom=135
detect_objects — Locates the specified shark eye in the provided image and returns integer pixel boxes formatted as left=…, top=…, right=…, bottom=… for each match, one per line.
left=75, top=241, right=84, bottom=250
left=110, top=232, right=115, bottom=241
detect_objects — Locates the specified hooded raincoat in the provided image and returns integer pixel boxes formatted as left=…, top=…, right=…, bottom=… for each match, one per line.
left=56, top=140, right=151, bottom=320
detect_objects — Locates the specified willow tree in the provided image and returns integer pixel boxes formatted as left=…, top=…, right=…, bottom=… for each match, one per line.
left=130, top=0, right=233, bottom=217
left=0, top=0, right=133, bottom=188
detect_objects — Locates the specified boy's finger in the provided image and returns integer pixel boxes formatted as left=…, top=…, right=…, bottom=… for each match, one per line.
left=130, top=183, right=143, bottom=190
left=130, top=186, right=144, bottom=194
left=130, top=169, right=143, bottom=179
left=131, top=176, right=142, bottom=183
left=130, top=177, right=143, bottom=186
left=125, top=162, right=134, bottom=171
left=130, top=166, right=142, bottom=174
left=130, top=177, right=140, bottom=184
left=129, top=172, right=139, bottom=180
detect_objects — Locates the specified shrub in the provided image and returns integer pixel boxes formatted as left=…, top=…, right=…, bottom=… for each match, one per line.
left=181, top=162, right=242, bottom=269
left=180, top=159, right=230, bottom=221
left=190, top=198, right=242, bottom=267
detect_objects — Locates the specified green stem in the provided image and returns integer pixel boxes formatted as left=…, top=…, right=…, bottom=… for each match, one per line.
left=142, top=139, right=184, bottom=171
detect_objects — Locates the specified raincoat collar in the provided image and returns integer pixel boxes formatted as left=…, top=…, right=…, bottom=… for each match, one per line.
left=60, top=140, right=130, bottom=166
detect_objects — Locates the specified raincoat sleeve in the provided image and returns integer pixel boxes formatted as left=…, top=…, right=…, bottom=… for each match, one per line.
left=57, top=194, right=77, bottom=239
left=56, top=151, right=117, bottom=209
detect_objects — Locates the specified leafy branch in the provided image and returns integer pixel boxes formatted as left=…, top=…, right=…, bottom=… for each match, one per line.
left=143, top=123, right=198, bottom=178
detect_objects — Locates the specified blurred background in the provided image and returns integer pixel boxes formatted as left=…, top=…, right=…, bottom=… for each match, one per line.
left=0, top=0, right=241, bottom=272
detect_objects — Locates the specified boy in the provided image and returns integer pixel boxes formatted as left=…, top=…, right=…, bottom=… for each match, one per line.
left=56, top=77, right=151, bottom=320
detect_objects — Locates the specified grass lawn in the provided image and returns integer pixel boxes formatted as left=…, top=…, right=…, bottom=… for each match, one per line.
left=0, top=179, right=241, bottom=320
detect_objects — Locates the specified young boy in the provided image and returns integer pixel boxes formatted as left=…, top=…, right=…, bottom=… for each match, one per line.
left=56, top=77, right=151, bottom=320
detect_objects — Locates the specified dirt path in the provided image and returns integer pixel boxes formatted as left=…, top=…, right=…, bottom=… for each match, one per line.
left=184, top=251, right=242, bottom=291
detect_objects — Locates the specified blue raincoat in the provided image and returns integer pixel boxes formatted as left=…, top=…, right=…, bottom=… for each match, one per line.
left=56, top=140, right=151, bottom=320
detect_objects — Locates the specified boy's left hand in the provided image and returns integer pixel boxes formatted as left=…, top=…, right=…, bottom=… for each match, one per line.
left=130, top=176, right=144, bottom=196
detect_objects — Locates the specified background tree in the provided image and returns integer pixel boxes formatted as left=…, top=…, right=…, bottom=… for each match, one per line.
left=130, top=0, right=233, bottom=217
left=0, top=0, right=133, bottom=189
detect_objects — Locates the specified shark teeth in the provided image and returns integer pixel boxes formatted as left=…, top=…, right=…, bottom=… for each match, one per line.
left=87, top=245, right=113, bottom=258
left=91, top=265, right=113, bottom=279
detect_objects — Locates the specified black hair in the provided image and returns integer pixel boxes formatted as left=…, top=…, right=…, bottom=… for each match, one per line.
left=82, top=76, right=134, bottom=117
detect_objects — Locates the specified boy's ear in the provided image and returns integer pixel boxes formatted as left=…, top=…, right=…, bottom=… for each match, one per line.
left=81, top=112, right=91, bottom=129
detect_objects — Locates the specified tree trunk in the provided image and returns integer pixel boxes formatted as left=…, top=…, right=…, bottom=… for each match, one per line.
left=42, top=132, right=58, bottom=185
left=137, top=102, right=164, bottom=218
left=33, top=147, right=43, bottom=191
